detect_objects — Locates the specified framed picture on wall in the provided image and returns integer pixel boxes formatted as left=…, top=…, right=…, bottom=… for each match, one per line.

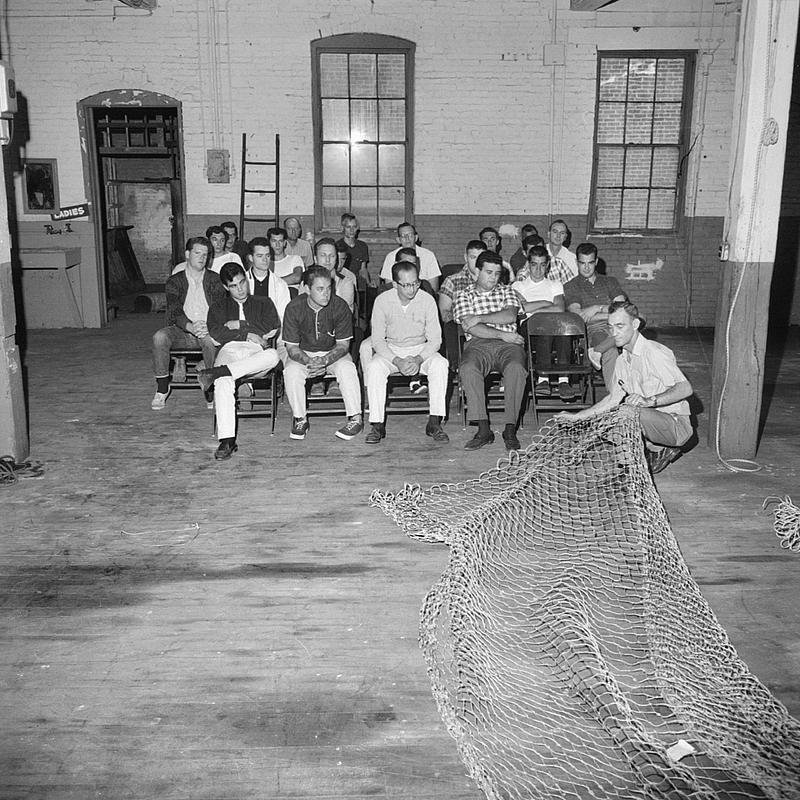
left=22, top=158, right=59, bottom=213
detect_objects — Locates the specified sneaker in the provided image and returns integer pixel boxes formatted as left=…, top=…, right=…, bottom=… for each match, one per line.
left=151, top=390, right=170, bottom=410
left=290, top=417, right=310, bottom=440
left=535, top=380, right=551, bottom=397
left=214, top=439, right=238, bottom=460
left=502, top=424, right=521, bottom=452
left=558, top=382, right=577, bottom=401
left=646, top=445, right=682, bottom=474
left=365, top=423, right=386, bottom=444
left=172, top=357, right=187, bottom=383
left=309, top=382, right=326, bottom=397
left=327, top=383, right=342, bottom=397
left=409, top=379, right=427, bottom=395
left=336, top=417, right=364, bottom=440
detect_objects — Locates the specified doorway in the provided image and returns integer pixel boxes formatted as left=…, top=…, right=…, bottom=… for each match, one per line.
left=78, top=91, right=186, bottom=316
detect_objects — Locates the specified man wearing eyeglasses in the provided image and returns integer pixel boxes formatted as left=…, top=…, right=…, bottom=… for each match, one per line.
left=360, top=261, right=449, bottom=444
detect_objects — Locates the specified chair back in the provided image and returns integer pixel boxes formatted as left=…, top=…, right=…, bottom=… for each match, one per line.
left=523, top=311, right=586, bottom=338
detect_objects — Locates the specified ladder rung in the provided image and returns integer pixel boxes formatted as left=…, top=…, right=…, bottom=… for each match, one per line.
left=244, top=188, right=276, bottom=194
left=245, top=160, right=277, bottom=166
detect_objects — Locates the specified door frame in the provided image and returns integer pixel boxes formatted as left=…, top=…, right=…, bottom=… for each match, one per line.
left=77, top=89, right=186, bottom=323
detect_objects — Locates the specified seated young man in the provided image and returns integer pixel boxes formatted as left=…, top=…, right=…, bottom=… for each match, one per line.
left=479, top=226, right=514, bottom=283
left=282, top=266, right=363, bottom=441
left=268, top=226, right=305, bottom=286
left=360, top=261, right=449, bottom=444
left=559, top=300, right=693, bottom=474
left=508, top=223, right=538, bottom=274
left=151, top=236, right=225, bottom=410
left=512, top=245, right=575, bottom=401
left=336, top=213, right=372, bottom=289
left=298, top=238, right=357, bottom=313
left=379, top=222, right=441, bottom=292
left=221, top=220, right=250, bottom=263
left=171, top=226, right=242, bottom=276
left=438, top=240, right=487, bottom=372
left=453, top=251, right=528, bottom=452
left=198, top=263, right=281, bottom=461
left=563, top=242, right=626, bottom=389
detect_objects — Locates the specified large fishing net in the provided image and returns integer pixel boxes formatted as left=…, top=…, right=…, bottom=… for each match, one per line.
left=371, top=408, right=800, bottom=800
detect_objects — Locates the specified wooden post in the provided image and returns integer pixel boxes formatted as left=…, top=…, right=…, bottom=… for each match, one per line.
left=709, top=0, right=799, bottom=460
left=0, top=147, right=29, bottom=460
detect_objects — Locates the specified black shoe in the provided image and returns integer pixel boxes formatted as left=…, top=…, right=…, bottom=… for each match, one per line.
left=214, top=439, right=237, bottom=460
left=502, top=424, right=521, bottom=451
left=558, top=382, right=577, bottom=401
left=365, top=423, right=386, bottom=444
left=464, top=430, right=495, bottom=450
left=646, top=445, right=681, bottom=474
left=535, top=380, right=551, bottom=397
left=425, top=423, right=449, bottom=443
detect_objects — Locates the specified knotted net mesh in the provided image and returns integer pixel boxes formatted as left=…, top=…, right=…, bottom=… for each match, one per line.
left=370, top=409, right=800, bottom=800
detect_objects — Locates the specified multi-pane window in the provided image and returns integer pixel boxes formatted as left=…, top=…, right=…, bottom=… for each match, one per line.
left=312, top=35, right=414, bottom=231
left=590, top=53, right=694, bottom=233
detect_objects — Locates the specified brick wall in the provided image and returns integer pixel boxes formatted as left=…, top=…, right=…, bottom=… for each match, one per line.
left=4, top=0, right=751, bottom=326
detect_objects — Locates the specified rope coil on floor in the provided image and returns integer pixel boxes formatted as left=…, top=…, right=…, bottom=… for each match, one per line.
left=0, top=455, right=45, bottom=487
left=763, top=495, right=800, bottom=552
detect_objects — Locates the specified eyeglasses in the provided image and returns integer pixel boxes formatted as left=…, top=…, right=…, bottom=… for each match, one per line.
left=397, top=280, right=421, bottom=289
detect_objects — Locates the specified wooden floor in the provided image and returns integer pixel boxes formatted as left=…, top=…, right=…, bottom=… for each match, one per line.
left=1, top=316, right=798, bottom=800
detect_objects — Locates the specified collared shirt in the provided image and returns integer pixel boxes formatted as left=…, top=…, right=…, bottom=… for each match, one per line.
left=452, top=283, right=521, bottom=340
left=380, top=245, right=441, bottom=282
left=282, top=294, right=353, bottom=352
left=183, top=269, right=209, bottom=323
left=370, top=288, right=441, bottom=362
left=546, top=245, right=578, bottom=284
left=285, top=238, right=314, bottom=267
left=439, top=265, right=475, bottom=302
left=613, top=333, right=690, bottom=416
left=564, top=273, right=624, bottom=310
left=512, top=276, right=564, bottom=303
left=246, top=268, right=291, bottom=321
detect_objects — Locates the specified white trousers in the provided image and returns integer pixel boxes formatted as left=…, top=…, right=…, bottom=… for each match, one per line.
left=360, top=339, right=448, bottom=423
left=284, top=351, right=362, bottom=419
left=214, top=341, right=280, bottom=439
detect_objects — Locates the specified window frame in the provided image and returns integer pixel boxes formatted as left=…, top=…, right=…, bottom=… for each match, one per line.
left=588, top=50, right=696, bottom=235
left=311, top=33, right=415, bottom=234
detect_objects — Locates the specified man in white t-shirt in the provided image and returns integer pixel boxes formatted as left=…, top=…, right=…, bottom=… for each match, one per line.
left=379, top=222, right=441, bottom=292
left=268, top=226, right=304, bottom=286
left=513, top=245, right=575, bottom=401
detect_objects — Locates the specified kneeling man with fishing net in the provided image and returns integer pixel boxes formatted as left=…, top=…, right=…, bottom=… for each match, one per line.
left=560, top=300, right=693, bottom=474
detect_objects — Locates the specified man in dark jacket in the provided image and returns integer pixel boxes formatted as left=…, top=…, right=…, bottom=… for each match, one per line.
left=198, top=263, right=281, bottom=460
left=151, top=236, right=225, bottom=410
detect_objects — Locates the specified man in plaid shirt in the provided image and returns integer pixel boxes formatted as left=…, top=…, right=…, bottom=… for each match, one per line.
left=453, top=251, right=528, bottom=452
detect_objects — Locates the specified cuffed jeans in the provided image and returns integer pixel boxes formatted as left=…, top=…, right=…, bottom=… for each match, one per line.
left=360, top=339, right=448, bottom=423
left=284, top=352, right=361, bottom=419
left=458, top=338, right=528, bottom=425
left=213, top=341, right=280, bottom=440
left=153, top=325, right=217, bottom=376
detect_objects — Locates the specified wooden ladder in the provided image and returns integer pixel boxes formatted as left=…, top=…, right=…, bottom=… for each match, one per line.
left=238, top=132, right=280, bottom=241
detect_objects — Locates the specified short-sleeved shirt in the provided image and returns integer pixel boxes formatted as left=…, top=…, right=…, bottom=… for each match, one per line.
left=336, top=238, right=370, bottom=275
left=512, top=276, right=564, bottom=304
left=380, top=245, right=441, bottom=282
left=285, top=238, right=314, bottom=267
left=452, top=284, right=521, bottom=340
left=272, top=254, right=305, bottom=280
left=613, top=333, right=690, bottom=417
left=546, top=245, right=578, bottom=284
left=564, top=273, right=624, bottom=311
left=439, top=265, right=475, bottom=302
left=282, top=293, right=353, bottom=353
